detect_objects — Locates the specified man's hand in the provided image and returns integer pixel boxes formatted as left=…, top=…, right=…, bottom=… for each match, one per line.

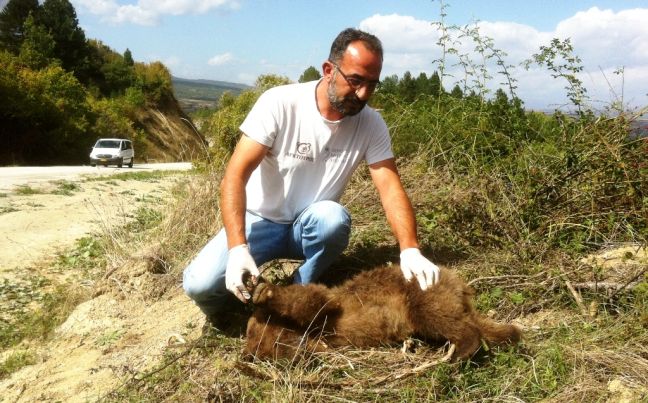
left=399, top=248, right=440, bottom=290
left=226, top=244, right=260, bottom=303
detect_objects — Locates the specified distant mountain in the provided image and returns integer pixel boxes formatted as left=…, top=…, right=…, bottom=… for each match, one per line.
left=171, top=76, right=251, bottom=112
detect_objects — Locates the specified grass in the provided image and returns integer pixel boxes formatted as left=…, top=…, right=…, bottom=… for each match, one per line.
left=87, top=160, right=646, bottom=402
left=3, top=153, right=644, bottom=400
left=2, top=11, right=647, bottom=400
left=83, top=169, right=183, bottom=183
left=0, top=171, right=187, bottom=380
left=0, top=350, right=36, bottom=379
left=0, top=237, right=106, bottom=351
left=0, top=205, right=19, bottom=214
left=51, top=180, right=81, bottom=196
left=14, top=185, right=43, bottom=195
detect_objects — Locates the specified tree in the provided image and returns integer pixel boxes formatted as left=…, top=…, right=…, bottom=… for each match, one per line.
left=377, top=74, right=398, bottom=95
left=38, top=0, right=91, bottom=83
left=398, top=71, right=417, bottom=102
left=123, top=48, right=134, bottom=66
left=450, top=84, right=463, bottom=98
left=0, top=0, right=40, bottom=53
left=415, top=72, right=431, bottom=95
left=18, top=14, right=55, bottom=69
left=255, top=74, right=291, bottom=92
left=298, top=66, right=321, bottom=83
left=429, top=71, right=443, bottom=97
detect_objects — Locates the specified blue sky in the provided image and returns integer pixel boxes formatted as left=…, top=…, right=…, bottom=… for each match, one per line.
left=68, top=0, right=648, bottom=110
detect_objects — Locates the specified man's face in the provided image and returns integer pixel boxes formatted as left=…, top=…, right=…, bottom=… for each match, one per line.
left=327, top=74, right=367, bottom=116
left=326, top=41, right=382, bottom=117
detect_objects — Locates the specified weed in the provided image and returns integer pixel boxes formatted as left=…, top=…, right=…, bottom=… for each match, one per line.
left=0, top=350, right=36, bottom=379
left=54, top=236, right=105, bottom=272
left=0, top=236, right=103, bottom=350
left=129, top=206, right=163, bottom=231
left=0, top=205, right=19, bottom=214
left=84, top=170, right=181, bottom=183
left=0, top=282, right=87, bottom=349
left=51, top=180, right=81, bottom=196
left=14, top=185, right=42, bottom=195
left=95, top=329, right=125, bottom=347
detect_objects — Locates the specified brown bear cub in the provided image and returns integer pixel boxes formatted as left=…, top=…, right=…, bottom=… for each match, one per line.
left=244, top=265, right=521, bottom=361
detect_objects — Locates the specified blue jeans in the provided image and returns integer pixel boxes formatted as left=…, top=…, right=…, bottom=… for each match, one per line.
left=182, top=200, right=351, bottom=317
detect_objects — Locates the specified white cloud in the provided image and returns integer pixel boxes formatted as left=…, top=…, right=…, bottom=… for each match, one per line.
left=114, top=4, right=158, bottom=25
left=208, top=52, right=234, bottom=66
left=360, top=14, right=440, bottom=53
left=72, top=0, right=240, bottom=25
left=74, top=0, right=119, bottom=15
left=555, top=7, right=648, bottom=67
left=359, top=9, right=648, bottom=109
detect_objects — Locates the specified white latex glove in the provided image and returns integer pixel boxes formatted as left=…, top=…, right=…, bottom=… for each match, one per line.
left=399, top=248, right=440, bottom=290
left=225, top=244, right=260, bottom=303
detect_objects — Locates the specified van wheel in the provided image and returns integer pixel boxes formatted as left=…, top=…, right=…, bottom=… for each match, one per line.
left=91, top=163, right=96, bottom=167
left=128, top=158, right=133, bottom=168
left=117, top=158, right=123, bottom=168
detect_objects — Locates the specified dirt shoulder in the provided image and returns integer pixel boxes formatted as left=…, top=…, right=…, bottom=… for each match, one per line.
left=0, top=171, right=205, bottom=402
left=0, top=165, right=189, bottom=274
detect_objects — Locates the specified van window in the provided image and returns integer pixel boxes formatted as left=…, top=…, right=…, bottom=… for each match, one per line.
left=96, top=140, right=120, bottom=148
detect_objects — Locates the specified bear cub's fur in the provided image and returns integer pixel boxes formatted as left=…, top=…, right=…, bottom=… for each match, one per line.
left=244, top=265, right=521, bottom=361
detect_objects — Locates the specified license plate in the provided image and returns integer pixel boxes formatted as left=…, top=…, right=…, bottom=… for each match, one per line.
left=100, top=158, right=107, bottom=162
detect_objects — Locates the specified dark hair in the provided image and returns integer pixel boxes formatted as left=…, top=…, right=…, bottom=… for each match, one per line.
left=328, top=28, right=383, bottom=63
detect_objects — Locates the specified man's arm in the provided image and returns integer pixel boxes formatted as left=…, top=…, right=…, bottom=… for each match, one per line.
left=220, top=134, right=269, bottom=248
left=369, top=158, right=440, bottom=289
left=220, top=134, right=269, bottom=302
left=368, top=158, right=418, bottom=250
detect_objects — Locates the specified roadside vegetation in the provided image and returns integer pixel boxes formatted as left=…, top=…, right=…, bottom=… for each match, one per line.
left=0, top=0, right=178, bottom=165
left=97, top=5, right=647, bottom=400
left=2, top=1, right=647, bottom=401
left=0, top=171, right=188, bottom=378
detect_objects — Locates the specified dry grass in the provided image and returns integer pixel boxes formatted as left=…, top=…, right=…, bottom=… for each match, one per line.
left=92, top=156, right=647, bottom=401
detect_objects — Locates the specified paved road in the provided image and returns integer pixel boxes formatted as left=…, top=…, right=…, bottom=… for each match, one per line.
left=0, top=162, right=192, bottom=192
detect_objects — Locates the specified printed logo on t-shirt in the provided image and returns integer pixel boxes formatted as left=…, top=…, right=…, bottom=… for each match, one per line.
left=323, top=146, right=348, bottom=162
left=286, top=142, right=314, bottom=162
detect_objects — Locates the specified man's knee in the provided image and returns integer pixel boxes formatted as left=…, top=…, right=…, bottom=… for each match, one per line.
left=182, top=263, right=225, bottom=302
left=306, top=200, right=351, bottom=241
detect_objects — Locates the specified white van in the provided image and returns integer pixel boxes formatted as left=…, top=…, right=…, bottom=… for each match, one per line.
left=89, top=138, right=134, bottom=168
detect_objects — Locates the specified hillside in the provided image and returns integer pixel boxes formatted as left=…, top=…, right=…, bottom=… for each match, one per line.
left=131, top=97, right=207, bottom=162
left=171, top=76, right=250, bottom=113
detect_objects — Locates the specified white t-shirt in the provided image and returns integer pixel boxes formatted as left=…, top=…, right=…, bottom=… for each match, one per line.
left=239, top=80, right=393, bottom=223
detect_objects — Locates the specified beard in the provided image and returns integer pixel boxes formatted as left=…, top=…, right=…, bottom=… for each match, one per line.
left=327, top=79, right=367, bottom=117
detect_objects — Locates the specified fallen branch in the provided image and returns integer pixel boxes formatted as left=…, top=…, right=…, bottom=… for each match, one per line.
left=560, top=268, right=589, bottom=316
left=607, top=266, right=648, bottom=301
left=371, top=344, right=456, bottom=386
left=572, top=281, right=640, bottom=292
left=237, top=344, right=457, bottom=390
left=467, top=271, right=548, bottom=287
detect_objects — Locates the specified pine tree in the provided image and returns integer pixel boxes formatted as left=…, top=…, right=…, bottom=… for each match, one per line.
left=429, top=71, right=443, bottom=97
left=38, top=0, right=91, bottom=82
left=450, top=84, right=463, bottom=98
left=0, top=0, right=40, bottom=53
left=298, top=66, right=321, bottom=83
left=123, top=48, right=134, bottom=66
left=18, top=13, right=55, bottom=68
left=399, top=71, right=417, bottom=102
